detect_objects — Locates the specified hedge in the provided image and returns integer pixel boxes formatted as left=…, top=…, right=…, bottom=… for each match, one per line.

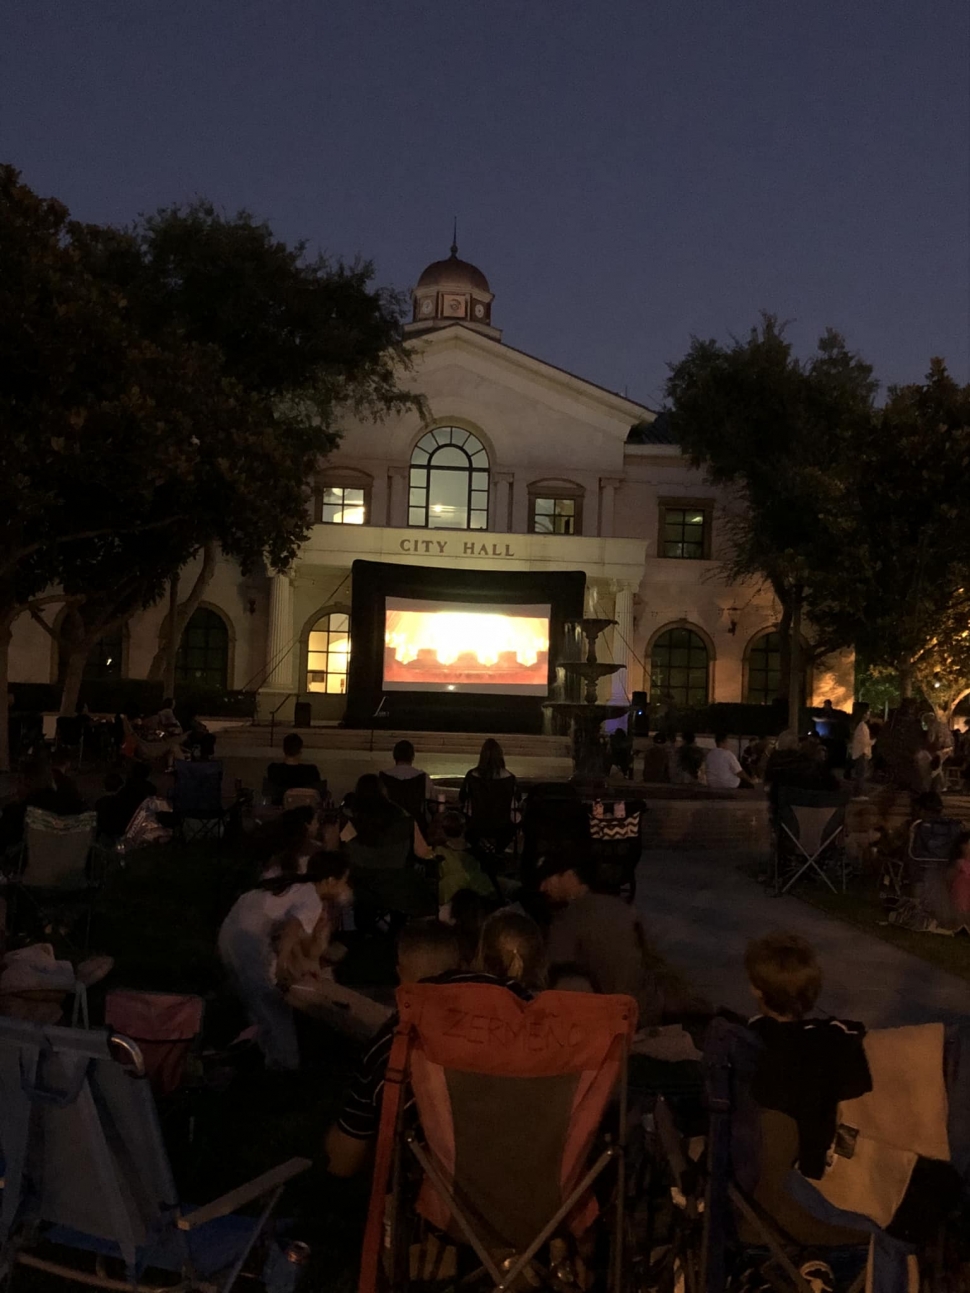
left=10, top=679, right=256, bottom=720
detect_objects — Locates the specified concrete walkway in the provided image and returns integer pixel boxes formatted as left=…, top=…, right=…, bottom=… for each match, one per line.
left=637, top=851, right=969, bottom=1028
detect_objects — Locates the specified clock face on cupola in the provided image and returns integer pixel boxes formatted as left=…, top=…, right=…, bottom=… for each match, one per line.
left=406, top=234, right=500, bottom=341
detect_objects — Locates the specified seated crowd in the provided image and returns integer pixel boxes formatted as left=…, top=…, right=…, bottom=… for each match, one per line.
left=1, top=713, right=966, bottom=1292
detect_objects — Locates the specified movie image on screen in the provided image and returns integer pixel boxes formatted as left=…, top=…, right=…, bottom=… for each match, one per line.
left=383, top=598, right=551, bottom=695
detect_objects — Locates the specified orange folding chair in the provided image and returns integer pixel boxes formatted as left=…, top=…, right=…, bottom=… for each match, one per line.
left=359, top=983, right=637, bottom=1293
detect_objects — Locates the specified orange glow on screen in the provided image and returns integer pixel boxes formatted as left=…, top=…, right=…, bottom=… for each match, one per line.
left=383, top=601, right=550, bottom=694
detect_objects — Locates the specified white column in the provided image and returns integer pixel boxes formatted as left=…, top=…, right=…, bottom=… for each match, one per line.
left=387, top=466, right=409, bottom=528
left=264, top=571, right=296, bottom=691
left=492, top=472, right=513, bottom=531
left=510, top=471, right=529, bottom=533
left=609, top=582, right=636, bottom=707
left=599, top=477, right=622, bottom=537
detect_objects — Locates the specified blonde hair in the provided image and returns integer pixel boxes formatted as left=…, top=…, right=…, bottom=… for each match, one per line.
left=477, top=911, right=546, bottom=991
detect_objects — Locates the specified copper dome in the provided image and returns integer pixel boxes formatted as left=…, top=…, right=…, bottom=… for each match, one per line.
left=416, top=251, right=490, bottom=294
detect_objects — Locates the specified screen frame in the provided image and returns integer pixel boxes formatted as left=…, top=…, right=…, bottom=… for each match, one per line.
left=345, top=561, right=586, bottom=732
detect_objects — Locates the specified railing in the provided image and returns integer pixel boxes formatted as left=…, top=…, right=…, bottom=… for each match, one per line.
left=369, top=696, right=389, bottom=753
left=268, top=694, right=297, bottom=749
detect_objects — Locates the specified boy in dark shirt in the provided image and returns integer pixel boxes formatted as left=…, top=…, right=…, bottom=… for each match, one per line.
left=744, top=933, right=871, bottom=1178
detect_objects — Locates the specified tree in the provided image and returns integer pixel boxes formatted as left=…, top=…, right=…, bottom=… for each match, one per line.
left=0, top=167, right=239, bottom=766
left=665, top=316, right=878, bottom=722
left=808, top=361, right=970, bottom=720
left=105, top=201, right=420, bottom=682
left=1, top=173, right=420, bottom=766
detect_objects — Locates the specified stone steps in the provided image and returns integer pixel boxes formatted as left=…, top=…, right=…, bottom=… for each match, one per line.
left=216, top=724, right=571, bottom=760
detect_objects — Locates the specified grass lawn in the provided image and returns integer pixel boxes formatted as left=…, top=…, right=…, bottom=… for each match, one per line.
left=792, top=878, right=970, bottom=984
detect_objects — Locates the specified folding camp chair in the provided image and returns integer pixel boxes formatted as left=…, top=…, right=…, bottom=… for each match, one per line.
left=172, top=761, right=229, bottom=843
left=360, top=982, right=638, bottom=1293
left=9, top=807, right=101, bottom=954
left=463, top=776, right=519, bottom=854
left=773, top=787, right=849, bottom=895
left=280, top=786, right=322, bottom=814
left=54, top=715, right=86, bottom=770
left=690, top=1017, right=868, bottom=1293
left=0, top=1014, right=310, bottom=1292
left=906, top=816, right=964, bottom=891
left=379, top=771, right=430, bottom=837
left=588, top=799, right=644, bottom=904
left=104, top=989, right=206, bottom=1099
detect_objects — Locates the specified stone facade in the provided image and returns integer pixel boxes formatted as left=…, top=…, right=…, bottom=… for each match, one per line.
left=9, top=248, right=853, bottom=720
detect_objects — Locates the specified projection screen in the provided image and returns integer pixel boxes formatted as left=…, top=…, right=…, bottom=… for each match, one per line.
left=382, top=597, right=551, bottom=695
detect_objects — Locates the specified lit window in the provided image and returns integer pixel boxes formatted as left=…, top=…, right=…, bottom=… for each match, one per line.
left=532, top=497, right=576, bottom=535
left=409, top=427, right=489, bottom=530
left=321, top=485, right=366, bottom=525
left=661, top=506, right=709, bottom=559
left=650, top=627, right=709, bottom=708
left=307, top=612, right=350, bottom=695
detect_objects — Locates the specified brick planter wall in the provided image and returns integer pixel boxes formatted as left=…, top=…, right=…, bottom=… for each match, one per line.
left=639, top=791, right=770, bottom=852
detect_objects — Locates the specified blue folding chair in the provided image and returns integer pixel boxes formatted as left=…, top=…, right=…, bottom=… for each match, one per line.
left=0, top=1015, right=309, bottom=1291
left=171, top=761, right=229, bottom=844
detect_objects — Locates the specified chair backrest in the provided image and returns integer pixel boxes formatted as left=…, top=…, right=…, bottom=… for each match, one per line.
left=281, top=786, right=322, bottom=813
left=374, top=984, right=636, bottom=1251
left=464, top=774, right=517, bottom=831
left=701, top=1017, right=867, bottom=1288
left=777, top=789, right=846, bottom=856
left=172, top=760, right=224, bottom=817
left=0, top=1015, right=185, bottom=1278
left=22, top=808, right=97, bottom=889
left=104, top=990, right=206, bottom=1098
left=344, top=810, right=413, bottom=871
left=55, top=715, right=84, bottom=748
left=379, top=771, right=427, bottom=823
left=909, top=816, right=963, bottom=862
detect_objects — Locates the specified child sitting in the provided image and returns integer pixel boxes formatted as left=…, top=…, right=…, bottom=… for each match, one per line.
left=744, top=933, right=871, bottom=1178
left=432, top=811, right=495, bottom=907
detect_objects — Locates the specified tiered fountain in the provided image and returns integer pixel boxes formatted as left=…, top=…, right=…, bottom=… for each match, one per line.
left=543, top=618, right=630, bottom=779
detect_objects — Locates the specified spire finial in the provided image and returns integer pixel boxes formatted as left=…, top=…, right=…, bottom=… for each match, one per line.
left=450, top=217, right=458, bottom=258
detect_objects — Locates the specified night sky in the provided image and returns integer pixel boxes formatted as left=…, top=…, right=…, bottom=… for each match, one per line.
left=3, top=1, right=968, bottom=407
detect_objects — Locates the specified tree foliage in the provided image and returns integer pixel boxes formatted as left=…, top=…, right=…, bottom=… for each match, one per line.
left=809, top=360, right=970, bottom=717
left=0, top=170, right=419, bottom=761
left=665, top=316, right=878, bottom=711
left=666, top=319, right=970, bottom=719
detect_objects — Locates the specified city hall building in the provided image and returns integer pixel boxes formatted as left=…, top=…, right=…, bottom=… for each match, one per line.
left=10, top=245, right=852, bottom=727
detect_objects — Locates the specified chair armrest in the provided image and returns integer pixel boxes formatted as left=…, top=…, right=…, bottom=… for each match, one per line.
left=177, top=1157, right=312, bottom=1231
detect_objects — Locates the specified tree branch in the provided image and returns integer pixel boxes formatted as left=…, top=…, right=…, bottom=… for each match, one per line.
left=0, top=516, right=191, bottom=580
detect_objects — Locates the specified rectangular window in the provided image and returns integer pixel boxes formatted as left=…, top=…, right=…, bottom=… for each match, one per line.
left=321, top=485, right=366, bottom=525
left=530, top=495, right=581, bottom=535
left=659, top=501, right=711, bottom=559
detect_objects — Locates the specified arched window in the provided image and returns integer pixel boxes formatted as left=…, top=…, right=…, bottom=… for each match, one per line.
left=745, top=630, right=783, bottom=705
left=409, top=426, right=489, bottom=530
left=307, top=612, right=350, bottom=695
left=650, top=627, right=709, bottom=708
left=175, top=608, right=229, bottom=689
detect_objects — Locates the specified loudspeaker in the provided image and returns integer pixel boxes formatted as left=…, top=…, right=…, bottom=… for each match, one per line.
left=293, top=701, right=312, bottom=728
left=631, top=691, right=649, bottom=736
